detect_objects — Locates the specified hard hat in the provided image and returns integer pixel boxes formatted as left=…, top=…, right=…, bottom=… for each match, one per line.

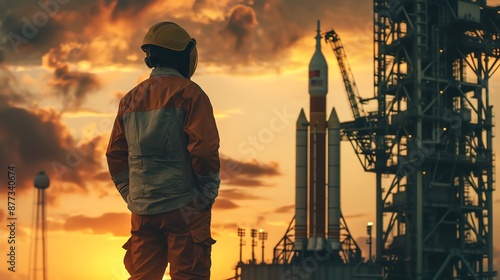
left=141, top=22, right=198, bottom=77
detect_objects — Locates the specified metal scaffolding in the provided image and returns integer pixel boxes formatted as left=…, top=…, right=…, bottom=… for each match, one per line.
left=369, top=0, right=499, bottom=279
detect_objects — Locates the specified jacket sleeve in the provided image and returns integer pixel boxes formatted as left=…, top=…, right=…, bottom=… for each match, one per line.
left=183, top=86, right=221, bottom=202
left=106, top=107, right=129, bottom=202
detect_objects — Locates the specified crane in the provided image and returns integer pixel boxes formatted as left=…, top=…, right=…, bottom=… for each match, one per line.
left=324, top=29, right=367, bottom=120
left=324, top=28, right=378, bottom=172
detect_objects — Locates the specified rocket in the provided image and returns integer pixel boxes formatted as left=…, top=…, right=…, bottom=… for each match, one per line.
left=294, top=20, right=341, bottom=252
left=327, top=107, right=341, bottom=251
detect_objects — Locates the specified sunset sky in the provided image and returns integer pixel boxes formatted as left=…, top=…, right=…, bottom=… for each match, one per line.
left=0, top=0, right=499, bottom=279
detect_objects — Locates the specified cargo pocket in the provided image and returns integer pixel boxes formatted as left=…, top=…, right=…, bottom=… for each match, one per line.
left=122, top=238, right=133, bottom=274
left=122, top=237, right=131, bottom=250
left=190, top=229, right=216, bottom=273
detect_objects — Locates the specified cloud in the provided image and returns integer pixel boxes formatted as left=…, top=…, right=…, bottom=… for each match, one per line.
left=0, top=271, right=28, bottom=280
left=220, top=155, right=280, bottom=186
left=61, top=110, right=115, bottom=118
left=222, top=5, right=258, bottom=51
left=211, top=222, right=239, bottom=237
left=213, top=198, right=239, bottom=210
left=219, top=189, right=262, bottom=200
left=63, top=212, right=130, bottom=236
left=0, top=0, right=372, bottom=71
left=343, top=213, right=368, bottom=219
left=108, top=0, right=158, bottom=21
left=274, top=204, right=294, bottom=213
left=0, top=63, right=107, bottom=203
left=212, top=222, right=238, bottom=231
left=0, top=65, right=32, bottom=107
left=255, top=215, right=266, bottom=227
left=213, top=156, right=282, bottom=210
left=93, top=171, right=111, bottom=181
left=196, top=0, right=373, bottom=68
left=1, top=0, right=153, bottom=64
left=51, top=65, right=100, bottom=110
left=42, top=47, right=101, bottom=110
left=0, top=106, right=107, bottom=203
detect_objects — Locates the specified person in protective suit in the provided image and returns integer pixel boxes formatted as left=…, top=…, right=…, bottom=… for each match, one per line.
left=106, top=22, right=220, bottom=280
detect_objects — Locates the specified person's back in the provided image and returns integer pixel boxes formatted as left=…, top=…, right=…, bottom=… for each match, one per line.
left=106, top=22, right=220, bottom=280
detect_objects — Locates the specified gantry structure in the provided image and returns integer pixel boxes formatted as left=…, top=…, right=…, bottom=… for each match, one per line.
left=347, top=0, right=500, bottom=278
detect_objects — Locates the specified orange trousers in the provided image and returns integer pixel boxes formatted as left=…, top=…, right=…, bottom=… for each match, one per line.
left=123, top=203, right=215, bottom=280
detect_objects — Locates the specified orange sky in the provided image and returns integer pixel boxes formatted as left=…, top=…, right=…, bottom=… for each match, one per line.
left=0, top=0, right=499, bottom=279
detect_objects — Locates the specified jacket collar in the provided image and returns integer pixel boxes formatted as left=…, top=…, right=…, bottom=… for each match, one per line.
left=150, top=67, right=184, bottom=78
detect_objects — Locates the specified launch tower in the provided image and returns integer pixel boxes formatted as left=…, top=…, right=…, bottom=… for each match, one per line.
left=363, top=0, right=499, bottom=278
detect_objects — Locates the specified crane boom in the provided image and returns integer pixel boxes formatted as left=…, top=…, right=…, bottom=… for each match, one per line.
left=325, top=29, right=366, bottom=119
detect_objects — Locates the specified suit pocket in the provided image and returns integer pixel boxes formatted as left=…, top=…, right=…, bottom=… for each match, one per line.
left=143, top=158, right=183, bottom=197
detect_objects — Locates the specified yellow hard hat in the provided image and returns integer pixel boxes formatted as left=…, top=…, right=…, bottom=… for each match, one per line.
left=141, top=22, right=198, bottom=77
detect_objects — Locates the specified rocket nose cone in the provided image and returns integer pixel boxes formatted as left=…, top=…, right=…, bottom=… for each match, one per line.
left=327, top=107, right=340, bottom=128
left=309, top=20, right=328, bottom=95
left=315, top=20, right=322, bottom=51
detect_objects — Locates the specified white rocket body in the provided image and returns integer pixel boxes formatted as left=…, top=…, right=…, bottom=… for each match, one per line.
left=294, top=20, right=341, bottom=252
left=327, top=108, right=341, bottom=251
left=294, top=109, right=308, bottom=251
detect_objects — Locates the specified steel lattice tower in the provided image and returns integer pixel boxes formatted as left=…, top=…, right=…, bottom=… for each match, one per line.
left=370, top=0, right=498, bottom=279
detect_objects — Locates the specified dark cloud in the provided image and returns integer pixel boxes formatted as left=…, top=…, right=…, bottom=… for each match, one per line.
left=274, top=204, right=294, bottom=213
left=43, top=48, right=101, bottom=110
left=219, top=189, right=262, bottom=200
left=212, top=222, right=238, bottom=231
left=220, top=155, right=280, bottom=186
left=51, top=65, right=100, bottom=109
left=225, top=177, right=272, bottom=187
left=109, top=0, right=157, bottom=20
left=343, top=213, right=368, bottom=219
left=0, top=106, right=106, bottom=201
left=195, top=0, right=372, bottom=67
left=1, top=2, right=64, bottom=59
left=93, top=171, right=111, bottom=181
left=232, top=158, right=280, bottom=176
left=63, top=212, right=130, bottom=236
left=213, top=198, right=239, bottom=210
left=215, top=156, right=281, bottom=210
left=1, top=0, right=372, bottom=70
left=211, top=222, right=239, bottom=237
left=0, top=0, right=145, bottom=64
left=223, top=5, right=258, bottom=51
left=192, top=0, right=211, bottom=14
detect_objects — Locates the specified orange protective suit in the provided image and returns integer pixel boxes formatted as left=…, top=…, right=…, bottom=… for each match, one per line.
left=106, top=67, right=220, bottom=280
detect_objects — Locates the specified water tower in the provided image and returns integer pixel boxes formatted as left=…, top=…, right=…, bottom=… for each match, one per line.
left=29, top=170, right=50, bottom=280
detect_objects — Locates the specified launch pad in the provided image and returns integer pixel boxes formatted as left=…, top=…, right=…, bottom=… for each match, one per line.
left=234, top=0, right=499, bottom=279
